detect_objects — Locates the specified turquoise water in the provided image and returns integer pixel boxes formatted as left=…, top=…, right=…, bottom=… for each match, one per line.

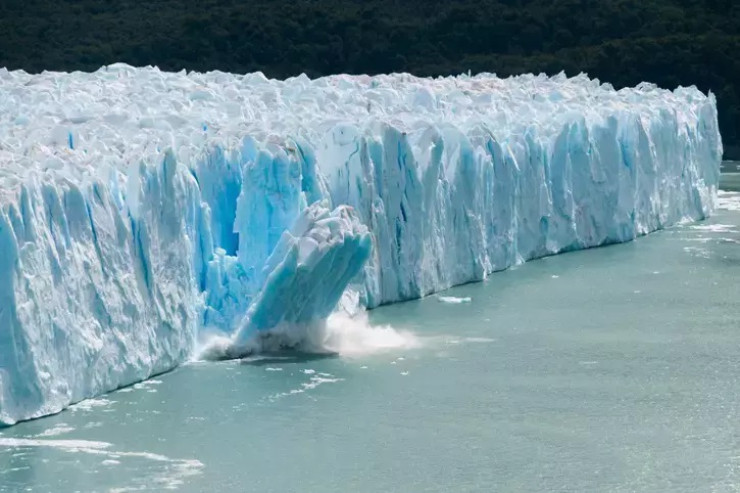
left=721, top=161, right=740, bottom=191
left=2, top=187, right=740, bottom=492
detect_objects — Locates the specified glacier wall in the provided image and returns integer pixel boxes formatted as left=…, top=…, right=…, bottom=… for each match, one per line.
left=0, top=65, right=722, bottom=424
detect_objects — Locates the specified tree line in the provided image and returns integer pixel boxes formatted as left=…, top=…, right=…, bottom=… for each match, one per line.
left=1, top=0, right=738, bottom=157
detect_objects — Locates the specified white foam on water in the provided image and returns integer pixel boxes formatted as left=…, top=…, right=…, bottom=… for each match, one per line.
left=432, top=335, right=497, bottom=348
left=268, top=374, right=344, bottom=401
left=683, top=246, right=711, bottom=258
left=463, top=337, right=496, bottom=343
left=132, top=379, right=163, bottom=391
left=689, top=223, right=738, bottom=233
left=437, top=296, right=472, bottom=304
left=717, top=191, right=740, bottom=211
left=33, top=424, right=75, bottom=438
left=0, top=436, right=203, bottom=491
left=0, top=437, right=110, bottom=450
left=69, top=398, right=115, bottom=412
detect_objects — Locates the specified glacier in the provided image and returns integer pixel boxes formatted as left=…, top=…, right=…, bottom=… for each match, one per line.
left=0, top=65, right=722, bottom=425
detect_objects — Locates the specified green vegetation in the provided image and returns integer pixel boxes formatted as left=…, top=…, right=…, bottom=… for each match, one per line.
left=1, top=0, right=738, bottom=156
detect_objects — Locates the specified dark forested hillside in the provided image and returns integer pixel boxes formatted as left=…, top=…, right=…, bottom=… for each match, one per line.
left=1, top=0, right=738, bottom=156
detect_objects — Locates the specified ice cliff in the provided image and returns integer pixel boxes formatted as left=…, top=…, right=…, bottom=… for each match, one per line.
left=0, top=65, right=722, bottom=424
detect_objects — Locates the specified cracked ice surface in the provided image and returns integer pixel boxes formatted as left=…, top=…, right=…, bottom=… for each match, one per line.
left=0, top=65, right=722, bottom=424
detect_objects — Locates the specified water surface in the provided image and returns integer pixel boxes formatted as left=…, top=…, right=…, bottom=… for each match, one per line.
left=2, top=178, right=739, bottom=493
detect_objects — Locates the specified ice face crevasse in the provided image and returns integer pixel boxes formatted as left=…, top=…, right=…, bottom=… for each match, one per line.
left=0, top=66, right=722, bottom=425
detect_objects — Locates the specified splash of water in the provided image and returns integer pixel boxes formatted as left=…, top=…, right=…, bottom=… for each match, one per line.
left=195, top=310, right=420, bottom=360
left=312, top=311, right=421, bottom=357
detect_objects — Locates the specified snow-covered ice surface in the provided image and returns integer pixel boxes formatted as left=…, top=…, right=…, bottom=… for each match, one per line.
left=0, top=65, right=722, bottom=424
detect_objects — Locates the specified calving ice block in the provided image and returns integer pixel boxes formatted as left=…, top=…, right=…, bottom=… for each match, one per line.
left=0, top=65, right=722, bottom=424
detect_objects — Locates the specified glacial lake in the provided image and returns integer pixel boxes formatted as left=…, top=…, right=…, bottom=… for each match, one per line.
left=2, top=167, right=739, bottom=493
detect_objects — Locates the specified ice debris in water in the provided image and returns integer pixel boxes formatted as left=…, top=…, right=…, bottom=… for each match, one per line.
left=0, top=65, right=722, bottom=424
